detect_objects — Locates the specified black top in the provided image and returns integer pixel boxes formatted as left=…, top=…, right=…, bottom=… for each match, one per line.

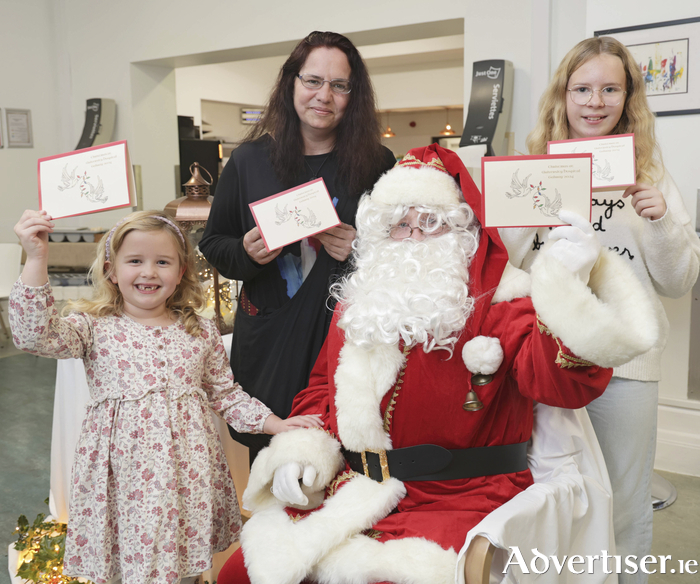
left=200, top=135, right=395, bottom=418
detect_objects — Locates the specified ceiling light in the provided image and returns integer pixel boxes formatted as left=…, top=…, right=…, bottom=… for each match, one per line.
left=382, top=111, right=395, bottom=138
left=440, top=108, right=455, bottom=135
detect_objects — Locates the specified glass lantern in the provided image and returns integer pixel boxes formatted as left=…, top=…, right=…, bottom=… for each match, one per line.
left=164, top=162, right=236, bottom=334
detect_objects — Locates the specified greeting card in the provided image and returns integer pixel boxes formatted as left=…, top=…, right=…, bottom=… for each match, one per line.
left=481, top=154, right=593, bottom=228
left=250, top=178, right=340, bottom=251
left=38, top=141, right=134, bottom=219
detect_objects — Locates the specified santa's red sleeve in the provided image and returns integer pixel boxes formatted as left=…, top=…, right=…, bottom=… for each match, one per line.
left=483, top=296, right=612, bottom=408
left=483, top=246, right=659, bottom=408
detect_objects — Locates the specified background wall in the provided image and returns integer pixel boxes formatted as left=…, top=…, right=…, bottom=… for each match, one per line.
left=0, top=0, right=62, bottom=240
left=175, top=56, right=287, bottom=131
left=0, top=0, right=698, bottom=474
left=378, top=108, right=465, bottom=157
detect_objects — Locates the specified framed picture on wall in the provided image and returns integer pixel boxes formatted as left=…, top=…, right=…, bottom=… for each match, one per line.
left=0, top=108, right=3, bottom=148
left=595, top=17, right=700, bottom=116
left=5, top=108, right=33, bottom=147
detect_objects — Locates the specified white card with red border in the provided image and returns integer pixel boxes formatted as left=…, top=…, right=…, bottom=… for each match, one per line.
left=547, top=134, right=635, bottom=190
left=249, top=178, right=340, bottom=252
left=481, top=153, right=593, bottom=228
left=38, top=141, right=135, bottom=219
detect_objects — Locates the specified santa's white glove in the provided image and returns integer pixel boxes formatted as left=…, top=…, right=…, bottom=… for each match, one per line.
left=272, top=462, right=318, bottom=506
left=545, top=210, right=601, bottom=284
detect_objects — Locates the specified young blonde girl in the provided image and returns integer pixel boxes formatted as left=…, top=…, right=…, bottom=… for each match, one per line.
left=10, top=209, right=321, bottom=584
left=501, top=37, right=700, bottom=584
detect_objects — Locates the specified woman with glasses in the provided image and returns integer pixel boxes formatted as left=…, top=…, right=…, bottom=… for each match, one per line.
left=200, top=31, right=395, bottom=465
left=502, top=36, right=700, bottom=583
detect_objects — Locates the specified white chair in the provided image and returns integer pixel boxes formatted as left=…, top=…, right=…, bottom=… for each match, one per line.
left=459, top=403, right=616, bottom=584
left=0, top=243, right=23, bottom=346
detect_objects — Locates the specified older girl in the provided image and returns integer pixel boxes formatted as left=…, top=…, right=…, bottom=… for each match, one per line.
left=502, top=37, right=700, bottom=583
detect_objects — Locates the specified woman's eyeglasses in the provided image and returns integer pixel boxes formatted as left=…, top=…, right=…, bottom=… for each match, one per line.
left=389, top=214, right=449, bottom=240
left=297, top=74, right=352, bottom=95
left=567, top=86, right=627, bottom=106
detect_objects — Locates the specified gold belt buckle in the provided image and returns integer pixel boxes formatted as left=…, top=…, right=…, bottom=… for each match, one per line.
left=361, top=449, right=391, bottom=482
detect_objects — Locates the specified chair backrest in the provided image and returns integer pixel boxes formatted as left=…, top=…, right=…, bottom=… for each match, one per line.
left=0, top=243, right=23, bottom=298
left=458, top=403, right=614, bottom=583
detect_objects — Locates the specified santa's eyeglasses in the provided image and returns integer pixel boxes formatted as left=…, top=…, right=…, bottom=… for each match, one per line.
left=389, top=214, right=449, bottom=240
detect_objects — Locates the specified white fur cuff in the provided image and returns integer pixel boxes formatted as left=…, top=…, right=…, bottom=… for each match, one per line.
left=243, top=428, right=345, bottom=513
left=312, top=535, right=458, bottom=584
left=530, top=248, right=658, bottom=367
left=242, top=475, right=406, bottom=584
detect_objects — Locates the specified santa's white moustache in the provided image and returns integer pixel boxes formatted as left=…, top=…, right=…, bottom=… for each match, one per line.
left=334, top=229, right=478, bottom=355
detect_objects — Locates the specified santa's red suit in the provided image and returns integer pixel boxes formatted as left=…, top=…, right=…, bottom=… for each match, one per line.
left=219, top=146, right=657, bottom=584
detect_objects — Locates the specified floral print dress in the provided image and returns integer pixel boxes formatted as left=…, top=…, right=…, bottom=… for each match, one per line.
left=9, top=280, right=272, bottom=584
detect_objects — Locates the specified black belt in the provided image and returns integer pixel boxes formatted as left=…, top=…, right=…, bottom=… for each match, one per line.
left=343, top=442, right=529, bottom=482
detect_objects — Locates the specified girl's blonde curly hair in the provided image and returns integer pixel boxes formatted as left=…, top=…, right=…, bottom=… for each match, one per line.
left=527, top=36, right=663, bottom=184
left=67, top=210, right=205, bottom=336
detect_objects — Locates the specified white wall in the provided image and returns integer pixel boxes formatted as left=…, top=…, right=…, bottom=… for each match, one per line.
left=463, top=1, right=535, bottom=156
left=374, top=66, right=464, bottom=111
left=587, top=0, right=700, bottom=475
left=176, top=56, right=286, bottom=130
left=0, top=0, right=62, bottom=242
left=550, top=0, right=588, bottom=78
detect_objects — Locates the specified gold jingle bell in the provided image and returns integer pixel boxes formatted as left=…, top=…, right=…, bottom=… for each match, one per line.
left=462, top=373, right=492, bottom=412
left=462, top=390, right=484, bottom=411
left=471, top=374, right=493, bottom=386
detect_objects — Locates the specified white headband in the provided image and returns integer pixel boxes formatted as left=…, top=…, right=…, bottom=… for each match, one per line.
left=104, top=215, right=185, bottom=262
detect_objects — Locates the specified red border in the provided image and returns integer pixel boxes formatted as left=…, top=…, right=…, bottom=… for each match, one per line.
left=37, top=140, right=133, bottom=219
left=249, top=177, right=341, bottom=252
left=481, top=153, right=593, bottom=228
left=547, top=133, right=636, bottom=189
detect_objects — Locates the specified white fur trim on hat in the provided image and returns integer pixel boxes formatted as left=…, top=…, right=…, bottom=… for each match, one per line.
left=371, top=165, right=462, bottom=207
left=462, top=336, right=504, bottom=375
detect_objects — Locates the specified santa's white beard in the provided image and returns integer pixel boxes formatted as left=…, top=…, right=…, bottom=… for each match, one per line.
left=336, top=232, right=476, bottom=354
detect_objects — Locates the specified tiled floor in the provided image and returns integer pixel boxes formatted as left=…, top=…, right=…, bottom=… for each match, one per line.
left=649, top=471, right=700, bottom=583
left=1, top=350, right=55, bottom=584
left=0, top=340, right=697, bottom=584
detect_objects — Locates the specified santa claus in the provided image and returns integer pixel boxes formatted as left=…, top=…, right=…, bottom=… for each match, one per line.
left=218, top=145, right=657, bottom=584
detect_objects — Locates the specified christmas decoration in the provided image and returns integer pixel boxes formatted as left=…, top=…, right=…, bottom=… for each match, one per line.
left=13, top=500, right=91, bottom=584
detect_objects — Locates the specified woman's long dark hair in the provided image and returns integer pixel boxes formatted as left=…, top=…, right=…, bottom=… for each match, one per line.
left=245, top=31, right=387, bottom=196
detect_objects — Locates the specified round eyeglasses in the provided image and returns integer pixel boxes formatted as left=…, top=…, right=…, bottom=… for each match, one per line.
left=297, top=74, right=352, bottom=94
left=389, top=214, right=449, bottom=240
left=567, top=86, right=627, bottom=107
